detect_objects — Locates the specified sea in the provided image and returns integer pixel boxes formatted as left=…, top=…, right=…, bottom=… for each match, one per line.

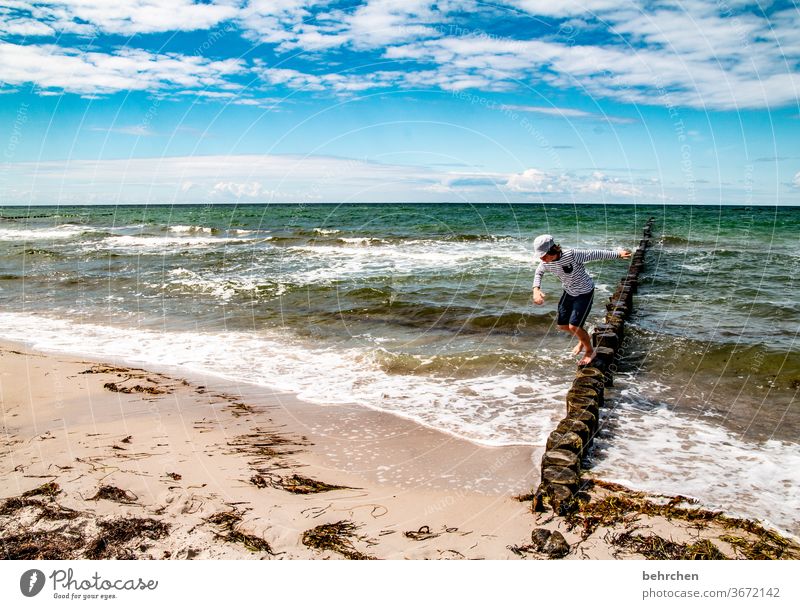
left=0, top=203, right=797, bottom=535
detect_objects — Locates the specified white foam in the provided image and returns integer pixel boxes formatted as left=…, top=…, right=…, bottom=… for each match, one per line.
left=0, top=225, right=88, bottom=241
left=92, top=234, right=255, bottom=252
left=278, top=241, right=534, bottom=284
left=169, top=225, right=215, bottom=234
left=160, top=268, right=260, bottom=301
left=0, top=312, right=564, bottom=447
left=592, top=389, right=800, bottom=537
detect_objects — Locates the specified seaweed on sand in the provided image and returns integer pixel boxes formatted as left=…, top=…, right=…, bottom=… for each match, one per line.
left=610, top=532, right=726, bottom=560
left=205, top=510, right=273, bottom=554
left=403, top=526, right=440, bottom=541
left=103, top=382, right=165, bottom=395
left=226, top=428, right=308, bottom=468
left=87, top=485, right=138, bottom=504
left=279, top=474, right=348, bottom=494
left=21, top=482, right=61, bottom=498
left=302, top=521, right=375, bottom=560
left=565, top=479, right=799, bottom=559
left=720, top=534, right=795, bottom=560
left=250, top=472, right=351, bottom=494
left=1, top=530, right=86, bottom=560
left=0, top=496, right=80, bottom=521
left=85, top=517, right=170, bottom=559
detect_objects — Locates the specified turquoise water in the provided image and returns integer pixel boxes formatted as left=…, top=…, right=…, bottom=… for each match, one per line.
left=1, top=203, right=798, bottom=533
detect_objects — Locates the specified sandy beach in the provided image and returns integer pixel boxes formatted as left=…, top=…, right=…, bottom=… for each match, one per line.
left=2, top=340, right=796, bottom=560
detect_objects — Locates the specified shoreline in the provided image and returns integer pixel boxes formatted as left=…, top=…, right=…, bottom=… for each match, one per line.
left=1, top=340, right=797, bottom=559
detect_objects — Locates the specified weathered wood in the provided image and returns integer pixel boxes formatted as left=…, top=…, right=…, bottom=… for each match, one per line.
left=541, top=449, right=580, bottom=472
left=542, top=466, right=579, bottom=492
left=595, top=332, right=619, bottom=350
left=555, top=418, right=591, bottom=446
left=546, top=430, right=583, bottom=456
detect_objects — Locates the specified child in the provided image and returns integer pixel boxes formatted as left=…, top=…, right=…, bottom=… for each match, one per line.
left=531, top=234, right=631, bottom=365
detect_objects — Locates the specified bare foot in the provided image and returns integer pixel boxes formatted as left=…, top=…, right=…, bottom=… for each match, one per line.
left=578, top=350, right=596, bottom=366
left=571, top=342, right=584, bottom=355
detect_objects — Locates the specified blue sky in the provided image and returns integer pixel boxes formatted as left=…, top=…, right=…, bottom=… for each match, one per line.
left=0, top=0, right=798, bottom=205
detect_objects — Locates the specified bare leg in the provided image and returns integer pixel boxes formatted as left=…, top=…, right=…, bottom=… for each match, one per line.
left=569, top=325, right=595, bottom=365
left=558, top=325, right=584, bottom=355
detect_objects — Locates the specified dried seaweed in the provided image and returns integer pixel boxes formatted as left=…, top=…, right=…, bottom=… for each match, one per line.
left=1, top=530, right=85, bottom=560
left=227, top=402, right=255, bottom=417
left=87, top=485, right=138, bottom=504
left=302, top=520, right=374, bottom=560
left=85, top=517, right=170, bottom=559
left=720, top=534, right=793, bottom=560
left=251, top=472, right=350, bottom=494
left=226, top=428, right=307, bottom=466
left=611, top=532, right=726, bottom=560
left=566, top=479, right=800, bottom=560
left=0, top=495, right=79, bottom=521
left=21, top=482, right=61, bottom=498
left=80, top=365, right=131, bottom=375
left=103, top=382, right=165, bottom=395
left=205, top=510, right=274, bottom=555
left=404, top=525, right=440, bottom=541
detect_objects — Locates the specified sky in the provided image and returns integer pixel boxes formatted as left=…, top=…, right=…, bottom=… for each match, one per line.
left=0, top=0, right=798, bottom=205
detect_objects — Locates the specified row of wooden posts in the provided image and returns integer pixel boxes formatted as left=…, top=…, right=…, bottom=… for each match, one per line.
left=532, top=217, right=656, bottom=515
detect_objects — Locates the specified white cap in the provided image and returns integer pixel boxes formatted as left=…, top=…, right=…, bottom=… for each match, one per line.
left=533, top=234, right=555, bottom=258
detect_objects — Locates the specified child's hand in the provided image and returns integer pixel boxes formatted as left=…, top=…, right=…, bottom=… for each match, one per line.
left=618, top=248, right=632, bottom=259
left=533, top=290, right=545, bottom=305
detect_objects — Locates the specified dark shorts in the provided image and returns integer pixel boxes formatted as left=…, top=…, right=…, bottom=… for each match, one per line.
left=557, top=289, right=594, bottom=327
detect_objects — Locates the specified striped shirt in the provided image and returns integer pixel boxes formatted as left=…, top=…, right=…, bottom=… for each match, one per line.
left=533, top=248, right=620, bottom=296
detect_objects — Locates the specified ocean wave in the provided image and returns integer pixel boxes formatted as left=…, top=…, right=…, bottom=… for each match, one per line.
left=593, top=392, right=800, bottom=537
left=658, top=234, right=693, bottom=245
left=625, top=327, right=800, bottom=387
left=168, top=225, right=220, bottom=235
left=0, top=225, right=89, bottom=241
left=444, top=233, right=514, bottom=242
left=311, top=301, right=554, bottom=335
left=90, top=234, right=260, bottom=253
left=16, top=247, right=65, bottom=259
left=374, top=349, right=534, bottom=377
left=157, top=268, right=261, bottom=301
left=0, top=311, right=569, bottom=447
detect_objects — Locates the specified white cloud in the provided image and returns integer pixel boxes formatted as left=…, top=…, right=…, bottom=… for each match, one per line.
left=90, top=125, right=156, bottom=136
left=239, top=0, right=445, bottom=52
left=0, top=153, right=779, bottom=205
left=1, top=1, right=798, bottom=111
left=0, top=16, right=55, bottom=36
left=506, top=168, right=555, bottom=192
left=1, top=1, right=237, bottom=35
left=380, top=21, right=800, bottom=109
left=505, top=167, right=642, bottom=197
left=500, top=104, right=635, bottom=124
left=212, top=181, right=267, bottom=199
left=792, top=171, right=800, bottom=189
left=0, top=42, right=245, bottom=95
left=510, top=0, right=621, bottom=17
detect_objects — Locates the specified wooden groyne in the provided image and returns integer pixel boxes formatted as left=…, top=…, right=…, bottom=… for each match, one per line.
left=533, top=217, right=655, bottom=515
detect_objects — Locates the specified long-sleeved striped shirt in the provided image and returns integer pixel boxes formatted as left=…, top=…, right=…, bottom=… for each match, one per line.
left=533, top=248, right=620, bottom=296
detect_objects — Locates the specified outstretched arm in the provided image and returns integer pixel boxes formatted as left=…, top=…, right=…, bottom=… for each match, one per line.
left=574, top=248, right=631, bottom=263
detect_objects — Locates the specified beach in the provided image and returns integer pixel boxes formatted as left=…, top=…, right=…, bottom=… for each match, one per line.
left=1, top=203, right=799, bottom=559
left=2, top=340, right=797, bottom=560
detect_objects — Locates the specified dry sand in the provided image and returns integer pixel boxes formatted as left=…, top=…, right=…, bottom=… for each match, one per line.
left=1, top=341, right=796, bottom=560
